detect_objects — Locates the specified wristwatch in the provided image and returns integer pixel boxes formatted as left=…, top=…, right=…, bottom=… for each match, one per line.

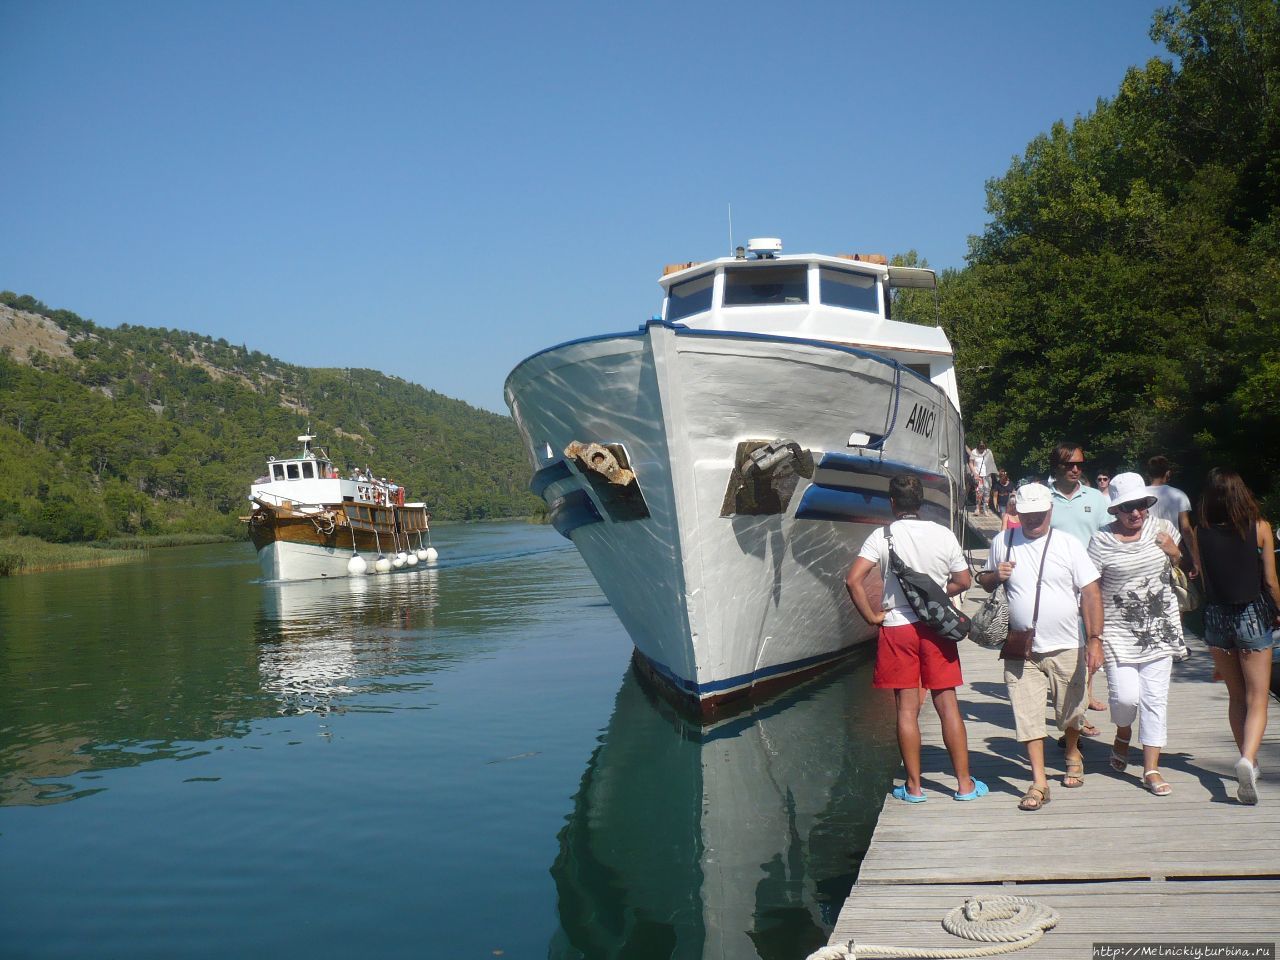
left=1088, top=635, right=1103, bottom=642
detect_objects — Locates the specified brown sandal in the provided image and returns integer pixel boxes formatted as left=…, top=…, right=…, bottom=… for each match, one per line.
left=1018, top=785, right=1050, bottom=811
left=1063, top=758, right=1085, bottom=788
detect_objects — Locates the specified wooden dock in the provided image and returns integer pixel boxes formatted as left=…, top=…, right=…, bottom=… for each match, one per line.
left=825, top=558, right=1280, bottom=955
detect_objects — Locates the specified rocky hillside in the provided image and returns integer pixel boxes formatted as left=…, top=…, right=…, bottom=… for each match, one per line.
left=0, top=293, right=540, bottom=541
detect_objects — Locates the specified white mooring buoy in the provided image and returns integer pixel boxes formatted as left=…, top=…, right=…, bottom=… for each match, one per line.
left=347, top=554, right=368, bottom=576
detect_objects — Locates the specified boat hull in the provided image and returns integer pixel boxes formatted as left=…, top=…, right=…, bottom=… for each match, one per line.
left=505, top=321, right=965, bottom=717
left=248, top=511, right=430, bottom=582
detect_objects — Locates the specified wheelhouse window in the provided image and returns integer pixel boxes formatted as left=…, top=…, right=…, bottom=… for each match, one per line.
left=667, top=273, right=714, bottom=322
left=819, top=268, right=879, bottom=312
left=301, top=462, right=315, bottom=479
left=272, top=463, right=285, bottom=480
left=286, top=463, right=300, bottom=480
left=724, top=265, right=808, bottom=306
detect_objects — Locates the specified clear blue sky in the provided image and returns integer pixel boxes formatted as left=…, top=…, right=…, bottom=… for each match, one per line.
left=2, top=1, right=1166, bottom=413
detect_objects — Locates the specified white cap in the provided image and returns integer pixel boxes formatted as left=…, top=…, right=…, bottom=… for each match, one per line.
left=1015, top=482, right=1053, bottom=513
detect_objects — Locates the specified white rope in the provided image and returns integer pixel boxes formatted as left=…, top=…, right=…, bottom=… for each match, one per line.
left=806, top=897, right=1059, bottom=960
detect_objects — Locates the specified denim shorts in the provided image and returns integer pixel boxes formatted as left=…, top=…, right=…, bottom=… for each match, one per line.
left=1203, top=598, right=1276, bottom=652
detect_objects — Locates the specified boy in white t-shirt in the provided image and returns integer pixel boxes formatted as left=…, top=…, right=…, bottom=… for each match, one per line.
left=846, top=474, right=986, bottom=804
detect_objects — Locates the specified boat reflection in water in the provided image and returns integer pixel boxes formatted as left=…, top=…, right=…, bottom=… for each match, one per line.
left=550, top=656, right=900, bottom=960
left=255, top=566, right=440, bottom=715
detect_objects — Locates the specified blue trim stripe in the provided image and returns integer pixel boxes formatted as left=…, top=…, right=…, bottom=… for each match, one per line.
left=815, top=452, right=949, bottom=489
left=529, top=459, right=572, bottom=499
left=637, top=644, right=858, bottom=697
left=795, top=486, right=893, bottom=524
left=794, top=486, right=949, bottom=524
left=549, top=489, right=602, bottom=539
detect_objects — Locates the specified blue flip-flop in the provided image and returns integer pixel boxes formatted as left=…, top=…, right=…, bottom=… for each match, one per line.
left=892, top=785, right=927, bottom=803
left=954, top=778, right=989, bottom=801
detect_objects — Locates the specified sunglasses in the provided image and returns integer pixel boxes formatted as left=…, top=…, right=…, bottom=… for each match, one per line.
left=1115, top=502, right=1148, bottom=514
left=1096, top=475, right=1110, bottom=482
left=1063, top=460, right=1086, bottom=468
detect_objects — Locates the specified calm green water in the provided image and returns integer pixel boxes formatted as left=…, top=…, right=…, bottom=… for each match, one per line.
left=0, top=521, right=900, bottom=959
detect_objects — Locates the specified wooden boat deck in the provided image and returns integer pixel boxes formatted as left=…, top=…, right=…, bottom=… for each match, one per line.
left=825, top=579, right=1280, bottom=953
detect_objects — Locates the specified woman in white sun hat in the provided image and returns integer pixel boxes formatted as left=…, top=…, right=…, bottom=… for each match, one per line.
left=1086, top=471, right=1184, bottom=796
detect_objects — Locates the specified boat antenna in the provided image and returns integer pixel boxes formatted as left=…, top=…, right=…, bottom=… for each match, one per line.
left=727, top=202, right=734, bottom=255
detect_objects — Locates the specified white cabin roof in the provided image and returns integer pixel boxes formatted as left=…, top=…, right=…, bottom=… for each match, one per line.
left=657, top=250, right=950, bottom=357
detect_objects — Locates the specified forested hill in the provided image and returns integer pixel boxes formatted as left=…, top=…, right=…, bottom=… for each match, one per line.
left=0, top=292, right=541, bottom=541
left=898, top=0, right=1280, bottom=512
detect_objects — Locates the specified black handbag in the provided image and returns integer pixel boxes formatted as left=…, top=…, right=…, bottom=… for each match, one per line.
left=885, top=526, right=971, bottom=644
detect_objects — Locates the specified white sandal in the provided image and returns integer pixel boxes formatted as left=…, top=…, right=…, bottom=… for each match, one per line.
left=1143, top=770, right=1172, bottom=796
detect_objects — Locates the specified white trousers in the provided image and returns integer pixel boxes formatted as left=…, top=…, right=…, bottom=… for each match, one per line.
left=1106, top=657, right=1173, bottom=747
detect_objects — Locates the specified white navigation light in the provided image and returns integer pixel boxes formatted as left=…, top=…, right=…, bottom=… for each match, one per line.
left=746, top=238, right=782, bottom=258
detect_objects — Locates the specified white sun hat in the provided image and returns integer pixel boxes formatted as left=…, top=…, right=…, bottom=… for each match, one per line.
left=1107, top=471, right=1159, bottom=513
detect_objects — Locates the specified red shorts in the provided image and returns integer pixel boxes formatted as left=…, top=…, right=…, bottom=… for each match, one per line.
left=872, top=621, right=963, bottom=690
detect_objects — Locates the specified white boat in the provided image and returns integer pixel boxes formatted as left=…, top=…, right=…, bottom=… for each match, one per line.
left=243, top=435, right=438, bottom=581
left=504, top=239, right=965, bottom=717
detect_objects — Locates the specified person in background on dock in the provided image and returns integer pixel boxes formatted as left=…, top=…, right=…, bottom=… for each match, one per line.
left=1087, top=473, right=1183, bottom=797
left=1148, top=456, right=1198, bottom=662
left=992, top=469, right=1015, bottom=518
left=980, top=482, right=1103, bottom=810
left=1196, top=468, right=1280, bottom=805
left=845, top=474, right=986, bottom=804
left=1095, top=471, right=1111, bottom=498
left=1148, top=456, right=1197, bottom=559
left=1048, top=441, right=1111, bottom=726
left=968, top=443, right=997, bottom=516
left=1001, top=498, right=1021, bottom=532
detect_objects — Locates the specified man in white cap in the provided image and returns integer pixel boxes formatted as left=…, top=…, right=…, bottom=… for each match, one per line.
left=978, top=482, right=1104, bottom=811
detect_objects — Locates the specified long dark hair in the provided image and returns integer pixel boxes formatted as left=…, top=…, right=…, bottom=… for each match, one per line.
left=1198, top=467, right=1259, bottom=540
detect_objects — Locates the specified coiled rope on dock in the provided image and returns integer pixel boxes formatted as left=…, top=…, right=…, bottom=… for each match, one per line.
left=806, top=896, right=1059, bottom=960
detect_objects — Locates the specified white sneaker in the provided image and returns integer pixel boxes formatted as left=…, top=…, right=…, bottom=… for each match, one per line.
left=1235, top=756, right=1260, bottom=805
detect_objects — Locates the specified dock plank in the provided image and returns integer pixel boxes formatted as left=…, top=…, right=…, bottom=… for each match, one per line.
left=823, top=581, right=1280, bottom=953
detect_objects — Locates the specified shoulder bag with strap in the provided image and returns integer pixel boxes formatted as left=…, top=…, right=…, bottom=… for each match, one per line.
left=884, top=523, right=972, bottom=644
left=970, top=533, right=1011, bottom=649
left=999, top=528, right=1053, bottom=661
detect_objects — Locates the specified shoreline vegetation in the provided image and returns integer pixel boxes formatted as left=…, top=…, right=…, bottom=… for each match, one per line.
left=0, top=533, right=236, bottom=576
left=1, top=520, right=554, bottom=576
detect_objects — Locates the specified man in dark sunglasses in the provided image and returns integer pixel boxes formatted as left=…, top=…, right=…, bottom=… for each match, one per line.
left=1047, top=442, right=1110, bottom=546
left=1047, top=440, right=1111, bottom=723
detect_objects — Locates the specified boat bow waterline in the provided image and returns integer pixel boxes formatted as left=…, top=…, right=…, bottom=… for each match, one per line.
left=505, top=241, right=964, bottom=716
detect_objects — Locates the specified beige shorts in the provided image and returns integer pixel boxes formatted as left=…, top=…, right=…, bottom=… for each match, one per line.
left=1003, top=646, right=1087, bottom=742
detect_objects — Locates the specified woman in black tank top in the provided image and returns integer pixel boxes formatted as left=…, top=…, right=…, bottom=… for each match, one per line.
left=1196, top=468, right=1280, bottom=805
